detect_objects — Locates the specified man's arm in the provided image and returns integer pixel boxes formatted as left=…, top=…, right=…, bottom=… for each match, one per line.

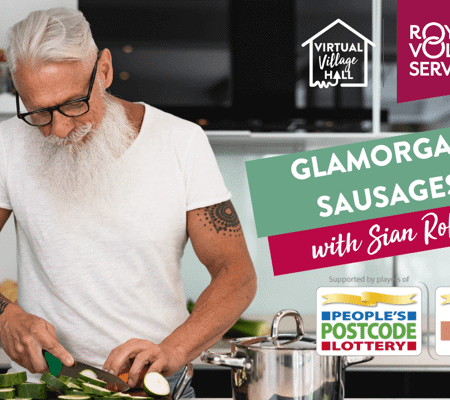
left=102, top=200, right=256, bottom=384
left=0, top=207, right=74, bottom=373
left=0, top=207, right=11, bottom=231
left=0, top=208, right=12, bottom=311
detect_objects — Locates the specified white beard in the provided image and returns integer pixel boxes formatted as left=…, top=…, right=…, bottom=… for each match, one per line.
left=27, top=94, right=138, bottom=223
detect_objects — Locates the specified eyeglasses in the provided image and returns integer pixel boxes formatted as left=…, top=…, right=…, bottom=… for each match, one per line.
left=16, top=51, right=102, bottom=127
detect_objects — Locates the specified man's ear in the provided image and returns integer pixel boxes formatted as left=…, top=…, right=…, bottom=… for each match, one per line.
left=98, top=48, right=113, bottom=89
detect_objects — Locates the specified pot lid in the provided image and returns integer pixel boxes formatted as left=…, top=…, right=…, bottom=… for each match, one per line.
left=247, top=335, right=317, bottom=350
left=234, top=310, right=317, bottom=350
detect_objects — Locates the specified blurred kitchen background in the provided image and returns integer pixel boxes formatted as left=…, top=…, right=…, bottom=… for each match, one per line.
left=1, top=0, right=450, bottom=319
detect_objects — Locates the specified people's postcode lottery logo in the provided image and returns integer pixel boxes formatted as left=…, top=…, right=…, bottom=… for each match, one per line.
left=317, top=287, right=421, bottom=356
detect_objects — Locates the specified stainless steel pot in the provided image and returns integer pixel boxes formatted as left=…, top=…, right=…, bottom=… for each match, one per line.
left=201, top=309, right=373, bottom=400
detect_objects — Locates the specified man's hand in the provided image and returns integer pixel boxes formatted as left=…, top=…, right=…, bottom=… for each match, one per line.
left=102, top=339, right=183, bottom=387
left=0, top=302, right=74, bottom=373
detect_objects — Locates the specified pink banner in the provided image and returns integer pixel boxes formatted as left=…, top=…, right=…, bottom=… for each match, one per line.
left=268, top=206, right=450, bottom=275
left=397, top=0, right=450, bottom=103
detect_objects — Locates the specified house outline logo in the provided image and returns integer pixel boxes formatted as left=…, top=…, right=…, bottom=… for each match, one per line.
left=301, top=19, right=375, bottom=88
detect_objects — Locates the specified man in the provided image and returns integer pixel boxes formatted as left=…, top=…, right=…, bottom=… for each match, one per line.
left=0, top=7, right=257, bottom=397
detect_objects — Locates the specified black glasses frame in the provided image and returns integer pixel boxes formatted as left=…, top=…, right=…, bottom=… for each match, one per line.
left=16, top=51, right=102, bottom=127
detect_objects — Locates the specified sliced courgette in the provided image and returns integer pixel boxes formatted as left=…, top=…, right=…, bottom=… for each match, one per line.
left=79, top=370, right=97, bottom=380
left=80, top=383, right=111, bottom=397
left=58, top=396, right=91, bottom=400
left=93, top=398, right=126, bottom=400
left=40, top=372, right=69, bottom=393
left=59, top=375, right=82, bottom=388
left=65, top=381, right=82, bottom=391
left=0, top=372, right=26, bottom=388
left=63, top=389, right=85, bottom=396
left=58, top=376, right=72, bottom=384
left=77, top=373, right=106, bottom=389
left=0, top=388, right=15, bottom=399
left=16, top=383, right=47, bottom=399
left=143, top=372, right=170, bottom=398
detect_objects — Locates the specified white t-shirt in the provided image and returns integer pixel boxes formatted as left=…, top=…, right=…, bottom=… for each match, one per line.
left=0, top=103, right=231, bottom=379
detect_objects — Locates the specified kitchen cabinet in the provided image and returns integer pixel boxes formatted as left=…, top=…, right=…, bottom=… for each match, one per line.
left=192, top=366, right=450, bottom=398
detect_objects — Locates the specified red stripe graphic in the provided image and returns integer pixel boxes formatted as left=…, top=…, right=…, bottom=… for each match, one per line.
left=268, top=206, right=450, bottom=275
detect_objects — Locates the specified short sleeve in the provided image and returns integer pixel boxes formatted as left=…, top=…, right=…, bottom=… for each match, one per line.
left=182, top=126, right=231, bottom=211
left=0, top=128, right=12, bottom=210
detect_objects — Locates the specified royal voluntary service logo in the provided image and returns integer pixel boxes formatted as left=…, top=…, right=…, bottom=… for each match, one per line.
left=398, top=0, right=450, bottom=102
left=302, top=19, right=374, bottom=88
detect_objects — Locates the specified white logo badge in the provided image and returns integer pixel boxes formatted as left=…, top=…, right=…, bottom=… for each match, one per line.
left=302, top=19, right=375, bottom=88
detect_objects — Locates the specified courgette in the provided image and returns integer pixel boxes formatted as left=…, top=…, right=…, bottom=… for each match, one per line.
left=16, top=383, right=47, bottom=399
left=40, top=372, right=70, bottom=393
left=80, top=383, right=111, bottom=397
left=77, top=373, right=106, bottom=389
left=63, top=390, right=85, bottom=396
left=0, top=372, right=26, bottom=388
left=0, top=388, right=14, bottom=399
left=79, top=370, right=97, bottom=380
left=142, top=372, right=170, bottom=398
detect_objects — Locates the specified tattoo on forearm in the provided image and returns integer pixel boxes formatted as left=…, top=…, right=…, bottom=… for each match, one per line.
left=200, top=200, right=242, bottom=237
left=0, top=294, right=11, bottom=315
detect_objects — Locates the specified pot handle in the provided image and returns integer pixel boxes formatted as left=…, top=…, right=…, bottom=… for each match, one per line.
left=343, top=355, right=374, bottom=369
left=271, top=309, right=305, bottom=340
left=201, top=351, right=252, bottom=370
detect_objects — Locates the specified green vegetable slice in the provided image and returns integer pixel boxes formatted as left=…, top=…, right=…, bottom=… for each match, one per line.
left=65, top=382, right=82, bottom=391
left=93, top=398, right=128, bottom=400
left=0, top=388, right=15, bottom=399
left=143, top=372, right=170, bottom=398
left=77, top=373, right=106, bottom=389
left=40, top=372, right=69, bottom=393
left=64, top=389, right=85, bottom=396
left=0, top=372, right=26, bottom=388
left=58, top=376, right=73, bottom=384
left=79, top=370, right=97, bottom=380
left=58, top=396, right=91, bottom=400
left=80, top=383, right=111, bottom=397
left=16, top=383, right=47, bottom=400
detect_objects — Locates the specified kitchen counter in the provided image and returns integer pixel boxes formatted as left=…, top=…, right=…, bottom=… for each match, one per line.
left=192, top=338, right=450, bottom=372
left=1, top=315, right=446, bottom=372
left=2, top=345, right=449, bottom=373
left=192, top=313, right=450, bottom=372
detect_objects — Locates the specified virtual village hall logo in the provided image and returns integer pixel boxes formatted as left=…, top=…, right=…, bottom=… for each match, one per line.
left=302, top=19, right=375, bottom=88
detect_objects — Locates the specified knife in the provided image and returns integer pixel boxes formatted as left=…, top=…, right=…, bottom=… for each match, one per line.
left=43, top=351, right=131, bottom=392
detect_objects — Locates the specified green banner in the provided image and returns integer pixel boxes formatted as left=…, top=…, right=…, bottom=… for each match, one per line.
left=246, top=128, right=450, bottom=238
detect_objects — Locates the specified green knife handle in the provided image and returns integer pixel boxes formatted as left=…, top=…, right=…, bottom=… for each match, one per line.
left=43, top=350, right=63, bottom=376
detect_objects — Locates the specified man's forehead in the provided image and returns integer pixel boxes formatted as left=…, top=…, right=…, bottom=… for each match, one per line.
left=16, top=58, right=88, bottom=80
left=15, top=59, right=90, bottom=107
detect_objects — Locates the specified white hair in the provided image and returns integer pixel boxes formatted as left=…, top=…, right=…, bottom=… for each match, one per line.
left=6, top=7, right=98, bottom=76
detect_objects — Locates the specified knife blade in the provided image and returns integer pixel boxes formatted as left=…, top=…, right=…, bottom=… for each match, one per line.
left=43, top=351, right=131, bottom=392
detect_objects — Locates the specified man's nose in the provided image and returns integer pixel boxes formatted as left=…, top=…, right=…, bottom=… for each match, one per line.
left=48, top=110, right=75, bottom=138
